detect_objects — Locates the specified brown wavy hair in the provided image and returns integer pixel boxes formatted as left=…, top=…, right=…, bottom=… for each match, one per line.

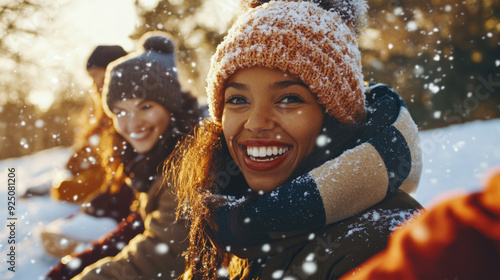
left=165, top=119, right=248, bottom=279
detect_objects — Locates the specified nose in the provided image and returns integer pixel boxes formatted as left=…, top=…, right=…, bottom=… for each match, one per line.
left=126, top=112, right=146, bottom=131
left=244, top=106, right=276, bottom=134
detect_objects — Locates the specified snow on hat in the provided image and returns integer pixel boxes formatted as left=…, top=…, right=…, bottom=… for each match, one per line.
left=86, top=45, right=127, bottom=69
left=103, top=31, right=183, bottom=114
left=207, top=0, right=368, bottom=124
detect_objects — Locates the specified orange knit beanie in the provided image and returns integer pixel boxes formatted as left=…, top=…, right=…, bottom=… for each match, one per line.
left=207, top=0, right=368, bottom=124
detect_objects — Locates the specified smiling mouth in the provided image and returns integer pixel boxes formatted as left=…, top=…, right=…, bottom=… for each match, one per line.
left=129, top=129, right=150, bottom=139
left=240, top=143, right=291, bottom=171
left=245, top=146, right=290, bottom=161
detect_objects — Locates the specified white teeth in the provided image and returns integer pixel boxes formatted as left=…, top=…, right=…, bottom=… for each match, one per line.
left=245, top=146, right=289, bottom=159
left=130, top=131, right=148, bottom=139
left=252, top=147, right=259, bottom=157
left=258, top=147, right=267, bottom=157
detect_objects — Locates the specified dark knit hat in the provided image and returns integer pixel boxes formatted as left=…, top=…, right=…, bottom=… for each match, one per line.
left=86, top=45, right=127, bottom=69
left=103, top=31, right=183, bottom=114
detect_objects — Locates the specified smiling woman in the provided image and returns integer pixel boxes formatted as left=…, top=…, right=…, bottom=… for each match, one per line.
left=168, top=1, right=423, bottom=279
left=48, top=32, right=202, bottom=280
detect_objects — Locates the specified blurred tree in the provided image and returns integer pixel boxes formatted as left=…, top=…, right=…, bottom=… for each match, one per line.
left=0, top=89, right=82, bottom=159
left=0, top=0, right=85, bottom=160
left=1, top=0, right=57, bottom=103
left=361, top=0, right=500, bottom=129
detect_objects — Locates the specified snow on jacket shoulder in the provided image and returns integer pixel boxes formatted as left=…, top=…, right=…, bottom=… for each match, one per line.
left=72, top=177, right=189, bottom=280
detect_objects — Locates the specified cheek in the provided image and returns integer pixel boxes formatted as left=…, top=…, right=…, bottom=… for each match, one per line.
left=222, top=112, right=241, bottom=157
left=149, top=110, right=170, bottom=133
left=113, top=118, right=127, bottom=136
left=289, top=112, right=323, bottom=154
left=222, top=111, right=236, bottom=140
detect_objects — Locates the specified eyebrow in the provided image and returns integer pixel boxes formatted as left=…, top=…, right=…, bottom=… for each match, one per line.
left=225, top=82, right=248, bottom=91
left=225, top=80, right=308, bottom=91
left=271, top=80, right=309, bottom=90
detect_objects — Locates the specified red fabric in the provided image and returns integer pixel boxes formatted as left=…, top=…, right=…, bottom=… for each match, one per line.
left=340, top=170, right=500, bottom=280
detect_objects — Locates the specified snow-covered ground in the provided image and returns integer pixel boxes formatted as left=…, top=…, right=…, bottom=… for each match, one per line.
left=1, top=119, right=500, bottom=279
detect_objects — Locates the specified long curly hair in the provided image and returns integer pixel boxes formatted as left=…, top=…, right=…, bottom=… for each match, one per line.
left=164, top=119, right=232, bottom=279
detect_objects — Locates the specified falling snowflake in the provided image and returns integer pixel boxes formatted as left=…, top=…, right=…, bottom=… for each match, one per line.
left=316, top=134, right=331, bottom=147
left=155, top=243, right=169, bottom=254
left=261, top=243, right=271, bottom=252
left=272, top=270, right=284, bottom=279
left=218, top=267, right=229, bottom=277
left=302, top=261, right=317, bottom=275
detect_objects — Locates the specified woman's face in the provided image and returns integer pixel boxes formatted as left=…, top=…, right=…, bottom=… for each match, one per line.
left=111, top=98, right=171, bottom=154
left=222, top=67, right=324, bottom=193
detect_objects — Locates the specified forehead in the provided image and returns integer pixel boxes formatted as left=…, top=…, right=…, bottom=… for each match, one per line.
left=225, top=66, right=312, bottom=97
left=112, top=98, right=145, bottom=108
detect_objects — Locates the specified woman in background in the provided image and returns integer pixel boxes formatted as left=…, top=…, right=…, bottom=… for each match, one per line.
left=45, top=31, right=201, bottom=280
left=23, top=45, right=127, bottom=200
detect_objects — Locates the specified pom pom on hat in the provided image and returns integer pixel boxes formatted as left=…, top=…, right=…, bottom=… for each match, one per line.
left=244, top=0, right=368, bottom=33
left=142, top=35, right=175, bottom=54
left=208, top=0, right=368, bottom=124
left=103, top=31, right=183, bottom=115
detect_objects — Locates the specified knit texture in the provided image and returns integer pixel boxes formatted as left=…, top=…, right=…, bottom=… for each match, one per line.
left=207, top=0, right=366, bottom=124
left=103, top=32, right=183, bottom=114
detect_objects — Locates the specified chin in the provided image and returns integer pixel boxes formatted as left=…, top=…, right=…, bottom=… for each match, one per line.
left=133, top=145, right=151, bottom=154
left=246, top=179, right=281, bottom=194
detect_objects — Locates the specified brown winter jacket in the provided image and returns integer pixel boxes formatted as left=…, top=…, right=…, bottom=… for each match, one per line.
left=51, top=115, right=113, bottom=203
left=72, top=177, right=189, bottom=280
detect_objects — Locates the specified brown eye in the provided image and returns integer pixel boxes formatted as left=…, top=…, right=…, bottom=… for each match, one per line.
left=279, top=95, right=304, bottom=104
left=225, top=95, right=249, bottom=105
left=140, top=104, right=152, bottom=110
